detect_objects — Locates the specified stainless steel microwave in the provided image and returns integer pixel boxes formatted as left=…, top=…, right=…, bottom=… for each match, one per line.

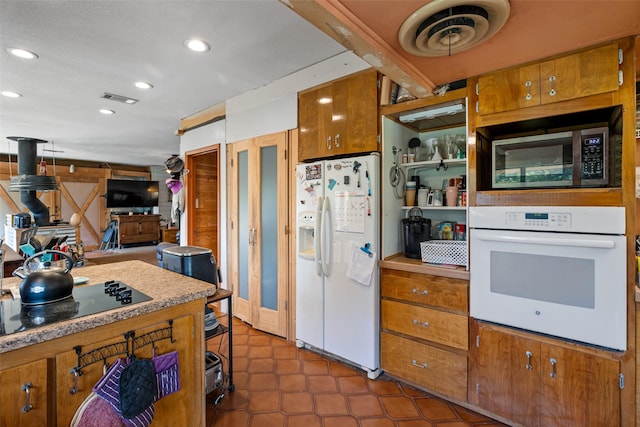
left=492, top=127, right=609, bottom=189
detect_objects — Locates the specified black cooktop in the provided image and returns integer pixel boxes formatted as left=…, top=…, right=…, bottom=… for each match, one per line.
left=0, top=281, right=152, bottom=336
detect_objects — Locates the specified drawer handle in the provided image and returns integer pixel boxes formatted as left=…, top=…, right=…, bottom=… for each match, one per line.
left=412, top=319, right=429, bottom=328
left=525, top=351, right=533, bottom=370
left=412, top=288, right=428, bottom=296
left=411, top=359, right=428, bottom=369
left=525, top=80, right=532, bottom=101
left=22, top=383, right=33, bottom=413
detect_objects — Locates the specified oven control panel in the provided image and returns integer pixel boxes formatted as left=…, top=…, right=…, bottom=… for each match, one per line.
left=505, top=211, right=572, bottom=231
left=470, top=206, right=624, bottom=234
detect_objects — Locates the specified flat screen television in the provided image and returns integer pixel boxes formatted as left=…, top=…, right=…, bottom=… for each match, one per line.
left=106, top=179, right=159, bottom=208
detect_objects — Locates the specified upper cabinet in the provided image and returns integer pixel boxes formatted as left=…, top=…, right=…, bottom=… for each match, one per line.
left=298, top=70, right=379, bottom=161
left=477, top=43, right=620, bottom=116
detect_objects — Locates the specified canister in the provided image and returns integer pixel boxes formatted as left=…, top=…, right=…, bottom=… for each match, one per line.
left=405, top=181, right=416, bottom=206
left=417, top=187, right=429, bottom=207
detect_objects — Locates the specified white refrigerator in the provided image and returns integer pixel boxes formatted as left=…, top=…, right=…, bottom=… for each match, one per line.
left=295, top=153, right=380, bottom=378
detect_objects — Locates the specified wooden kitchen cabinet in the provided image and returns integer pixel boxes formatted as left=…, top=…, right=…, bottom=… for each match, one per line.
left=477, top=42, right=620, bottom=116
left=298, top=69, right=379, bottom=161
left=0, top=359, right=48, bottom=426
left=380, top=268, right=468, bottom=400
left=114, top=214, right=160, bottom=247
left=1, top=301, right=204, bottom=427
left=469, top=320, right=621, bottom=426
left=55, top=313, right=196, bottom=426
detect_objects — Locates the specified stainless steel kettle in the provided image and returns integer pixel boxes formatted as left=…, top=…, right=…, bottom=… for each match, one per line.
left=14, top=250, right=75, bottom=305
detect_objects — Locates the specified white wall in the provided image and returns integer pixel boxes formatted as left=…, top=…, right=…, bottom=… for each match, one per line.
left=225, top=51, right=370, bottom=142
left=179, top=120, right=227, bottom=287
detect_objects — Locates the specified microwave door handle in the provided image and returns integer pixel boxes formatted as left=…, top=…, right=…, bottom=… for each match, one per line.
left=476, top=234, right=616, bottom=249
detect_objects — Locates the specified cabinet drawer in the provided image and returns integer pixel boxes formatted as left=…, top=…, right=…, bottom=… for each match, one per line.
left=381, top=269, right=468, bottom=313
left=381, top=332, right=467, bottom=401
left=382, top=300, right=468, bottom=350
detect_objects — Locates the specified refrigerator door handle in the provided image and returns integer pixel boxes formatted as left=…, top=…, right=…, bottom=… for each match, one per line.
left=321, top=196, right=332, bottom=277
left=315, top=197, right=323, bottom=276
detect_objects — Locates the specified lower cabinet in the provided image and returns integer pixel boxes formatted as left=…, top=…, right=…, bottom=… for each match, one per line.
left=55, top=314, right=196, bottom=425
left=114, top=214, right=160, bottom=247
left=0, top=300, right=205, bottom=426
left=0, top=359, right=48, bottom=426
left=381, top=332, right=467, bottom=400
left=380, top=268, right=469, bottom=401
left=468, top=320, right=621, bottom=426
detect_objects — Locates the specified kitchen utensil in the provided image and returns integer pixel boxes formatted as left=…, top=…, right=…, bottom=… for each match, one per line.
left=15, top=249, right=75, bottom=305
left=425, top=138, right=438, bottom=161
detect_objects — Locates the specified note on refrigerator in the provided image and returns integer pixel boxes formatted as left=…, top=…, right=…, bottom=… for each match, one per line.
left=346, top=243, right=376, bottom=287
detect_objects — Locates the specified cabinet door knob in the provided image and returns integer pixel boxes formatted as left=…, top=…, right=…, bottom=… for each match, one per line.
left=525, top=80, right=533, bottom=101
left=525, top=350, right=533, bottom=370
left=21, top=382, right=33, bottom=413
left=69, top=367, right=80, bottom=395
left=548, top=75, right=557, bottom=96
left=549, top=357, right=557, bottom=379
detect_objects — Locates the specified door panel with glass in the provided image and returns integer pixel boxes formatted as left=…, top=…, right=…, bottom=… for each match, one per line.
left=228, top=132, right=288, bottom=337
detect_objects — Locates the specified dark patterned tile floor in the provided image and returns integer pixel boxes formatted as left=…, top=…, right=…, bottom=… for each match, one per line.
left=205, top=316, right=507, bottom=427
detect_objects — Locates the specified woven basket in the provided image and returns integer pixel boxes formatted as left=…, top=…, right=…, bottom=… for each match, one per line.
left=420, top=240, right=467, bottom=266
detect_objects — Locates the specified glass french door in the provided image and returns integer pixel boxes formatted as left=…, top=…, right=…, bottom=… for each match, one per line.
left=228, top=132, right=288, bottom=337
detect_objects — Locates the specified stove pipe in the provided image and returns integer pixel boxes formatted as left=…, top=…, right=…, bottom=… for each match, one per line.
left=7, top=137, right=58, bottom=226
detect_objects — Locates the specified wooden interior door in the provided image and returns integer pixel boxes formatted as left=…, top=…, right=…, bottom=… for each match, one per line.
left=185, top=146, right=220, bottom=261
left=228, top=132, right=289, bottom=337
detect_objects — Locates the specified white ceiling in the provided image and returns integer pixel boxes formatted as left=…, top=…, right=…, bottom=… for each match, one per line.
left=0, top=0, right=348, bottom=166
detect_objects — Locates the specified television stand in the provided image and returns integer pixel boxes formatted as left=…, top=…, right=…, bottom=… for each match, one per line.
left=112, top=214, right=160, bottom=248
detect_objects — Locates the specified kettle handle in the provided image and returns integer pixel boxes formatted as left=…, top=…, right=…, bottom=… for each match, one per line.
left=23, top=250, right=74, bottom=274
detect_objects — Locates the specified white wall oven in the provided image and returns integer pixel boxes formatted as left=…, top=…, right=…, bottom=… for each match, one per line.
left=470, top=206, right=626, bottom=351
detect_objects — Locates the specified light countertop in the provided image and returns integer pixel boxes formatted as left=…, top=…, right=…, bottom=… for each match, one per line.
left=1, top=260, right=216, bottom=353
left=380, top=253, right=470, bottom=280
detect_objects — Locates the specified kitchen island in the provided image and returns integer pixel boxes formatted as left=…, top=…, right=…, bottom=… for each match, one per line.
left=0, top=260, right=216, bottom=426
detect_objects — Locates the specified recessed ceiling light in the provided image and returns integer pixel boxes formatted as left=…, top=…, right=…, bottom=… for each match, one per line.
left=1, top=91, right=22, bottom=98
left=185, top=39, right=210, bottom=52
left=134, top=81, right=153, bottom=90
left=7, top=48, right=39, bottom=59
left=99, top=109, right=115, bottom=115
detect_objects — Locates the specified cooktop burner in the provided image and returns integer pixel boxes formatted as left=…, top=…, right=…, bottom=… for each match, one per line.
left=0, top=281, right=152, bottom=336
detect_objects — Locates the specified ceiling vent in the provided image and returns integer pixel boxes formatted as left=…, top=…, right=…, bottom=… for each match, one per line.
left=101, top=92, right=139, bottom=104
left=398, top=0, right=510, bottom=57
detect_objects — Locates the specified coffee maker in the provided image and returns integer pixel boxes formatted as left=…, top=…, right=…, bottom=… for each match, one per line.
left=402, top=208, right=431, bottom=259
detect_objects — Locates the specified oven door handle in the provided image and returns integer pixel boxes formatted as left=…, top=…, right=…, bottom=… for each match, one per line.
left=475, top=234, right=617, bottom=249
